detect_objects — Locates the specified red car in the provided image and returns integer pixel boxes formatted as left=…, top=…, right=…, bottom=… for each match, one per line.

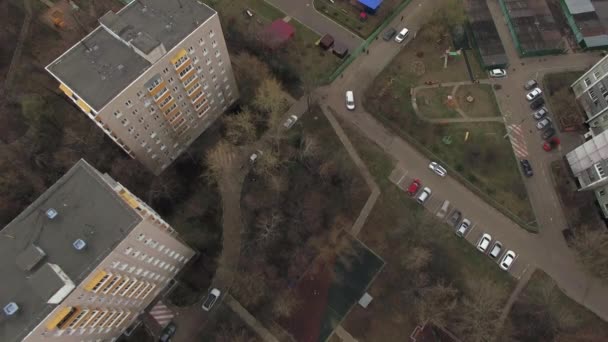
left=407, top=179, right=422, bottom=196
left=543, top=137, right=560, bottom=151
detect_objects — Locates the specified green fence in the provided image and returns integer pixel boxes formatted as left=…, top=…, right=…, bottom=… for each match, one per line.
left=322, top=0, right=413, bottom=84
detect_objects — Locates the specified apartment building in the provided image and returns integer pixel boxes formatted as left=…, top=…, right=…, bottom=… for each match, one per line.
left=46, top=0, right=238, bottom=175
left=0, top=159, right=195, bottom=342
left=571, top=54, right=608, bottom=132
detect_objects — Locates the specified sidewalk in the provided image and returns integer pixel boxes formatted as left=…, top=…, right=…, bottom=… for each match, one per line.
left=225, top=294, right=280, bottom=342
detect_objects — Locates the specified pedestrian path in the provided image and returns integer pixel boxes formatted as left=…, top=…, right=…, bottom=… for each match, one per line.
left=225, top=295, right=280, bottom=342
left=507, top=124, right=528, bottom=159
left=149, top=301, right=174, bottom=328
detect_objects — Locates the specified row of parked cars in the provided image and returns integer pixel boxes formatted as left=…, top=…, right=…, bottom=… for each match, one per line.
left=405, top=162, right=518, bottom=271
left=525, top=80, right=561, bottom=151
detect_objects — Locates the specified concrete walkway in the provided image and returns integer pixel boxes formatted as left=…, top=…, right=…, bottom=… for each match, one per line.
left=225, top=294, right=280, bottom=342
left=4, top=0, right=33, bottom=98
left=264, top=0, right=363, bottom=52
left=334, top=325, right=359, bottom=342
left=498, top=266, right=535, bottom=327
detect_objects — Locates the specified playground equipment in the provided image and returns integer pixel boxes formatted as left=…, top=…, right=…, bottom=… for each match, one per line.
left=442, top=49, right=462, bottom=68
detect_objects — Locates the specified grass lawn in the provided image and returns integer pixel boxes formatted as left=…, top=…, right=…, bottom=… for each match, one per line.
left=204, top=0, right=341, bottom=83
left=543, top=71, right=585, bottom=132
left=198, top=302, right=262, bottom=341
left=364, top=26, right=536, bottom=230
left=503, top=269, right=608, bottom=341
left=415, top=86, right=460, bottom=119
left=455, top=84, right=501, bottom=118
left=313, top=0, right=405, bottom=38
left=336, top=116, right=515, bottom=341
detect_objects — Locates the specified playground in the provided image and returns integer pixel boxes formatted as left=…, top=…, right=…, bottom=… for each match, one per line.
left=281, top=236, right=384, bottom=342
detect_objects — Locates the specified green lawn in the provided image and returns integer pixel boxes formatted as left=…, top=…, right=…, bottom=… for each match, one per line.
left=455, top=84, right=501, bottom=118
left=504, top=270, right=608, bottom=341
left=338, top=116, right=515, bottom=341
left=313, top=0, right=405, bottom=38
left=543, top=71, right=585, bottom=131
left=363, top=26, right=536, bottom=231
left=204, top=0, right=341, bottom=83
left=415, top=87, right=460, bottom=119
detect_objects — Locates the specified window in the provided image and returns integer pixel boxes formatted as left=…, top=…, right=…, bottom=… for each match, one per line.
left=128, top=126, right=135, bottom=134
left=173, top=55, right=189, bottom=68
left=160, top=145, right=166, bottom=151
left=221, top=67, right=225, bottom=74
left=150, top=132, right=157, bottom=139
left=136, top=268, right=143, bottom=275
left=153, top=259, right=160, bottom=266
left=169, top=251, right=176, bottom=257
left=193, top=56, right=199, bottom=64
left=164, top=102, right=178, bottom=115
left=152, top=87, right=168, bottom=101
left=147, top=256, right=154, bottom=263
left=225, top=84, right=231, bottom=90
left=218, top=59, right=223, bottom=66
left=212, top=75, right=217, bottom=82
left=125, top=100, right=133, bottom=107
left=158, top=95, right=173, bottom=108
left=129, top=266, right=136, bottom=273
left=138, top=117, right=144, bottom=123
left=212, top=40, right=217, bottom=48
left=203, top=48, right=208, bottom=56
left=173, top=86, right=179, bottom=92
left=139, top=253, right=147, bottom=261
left=159, top=261, right=166, bottom=268
left=198, top=38, right=205, bottom=45
left=209, top=29, right=215, bottom=37
left=132, top=109, right=139, bottom=115
left=144, top=124, right=150, bottom=130
left=124, top=247, right=133, bottom=255
left=137, top=90, right=144, bottom=98
left=594, top=71, right=601, bottom=80
left=209, top=66, right=214, bottom=74
left=215, top=50, right=220, bottom=58
left=147, top=78, right=162, bottom=92
left=178, top=64, right=194, bottom=78
left=187, top=46, right=195, bottom=53
left=111, top=261, right=120, bottom=268
left=599, top=189, right=606, bottom=196
left=149, top=106, right=156, bottom=113
left=168, top=77, right=175, bottom=83
left=206, top=58, right=211, bottom=65
left=183, top=74, right=197, bottom=87
left=173, top=253, right=180, bottom=260
left=163, top=67, right=170, bottom=74
left=113, top=110, right=123, bottom=118
left=585, top=77, right=592, bottom=86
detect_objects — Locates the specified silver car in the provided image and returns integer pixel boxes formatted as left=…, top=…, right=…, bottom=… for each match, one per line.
left=536, top=117, right=551, bottom=130
left=477, top=233, right=492, bottom=253
left=500, top=251, right=517, bottom=271
left=283, top=115, right=298, bottom=129
left=533, top=107, right=548, bottom=120
left=455, top=219, right=471, bottom=237
left=428, top=162, right=447, bottom=177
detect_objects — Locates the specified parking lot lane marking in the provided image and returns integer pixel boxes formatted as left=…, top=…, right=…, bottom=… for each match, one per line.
left=465, top=223, right=476, bottom=238
left=396, top=170, right=409, bottom=185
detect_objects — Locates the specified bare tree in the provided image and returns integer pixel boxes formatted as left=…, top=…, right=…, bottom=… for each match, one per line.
left=415, top=281, right=458, bottom=328
left=299, top=134, right=320, bottom=162
left=402, top=247, right=432, bottom=272
left=272, top=289, right=301, bottom=318
left=232, top=52, right=272, bottom=104
left=254, top=147, right=281, bottom=179
left=253, top=77, right=290, bottom=115
left=231, top=270, right=268, bottom=307
left=571, top=226, right=608, bottom=279
left=224, top=108, right=257, bottom=145
left=255, top=209, right=283, bottom=245
left=454, top=278, right=508, bottom=342
left=204, top=140, right=234, bottom=182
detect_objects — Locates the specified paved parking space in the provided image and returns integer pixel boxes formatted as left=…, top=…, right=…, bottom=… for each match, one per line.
left=388, top=165, right=529, bottom=278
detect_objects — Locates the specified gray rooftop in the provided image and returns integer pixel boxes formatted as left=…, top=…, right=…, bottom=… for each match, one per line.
left=46, top=0, right=216, bottom=111
left=565, top=0, right=595, bottom=14
left=0, top=159, right=141, bottom=342
left=567, top=129, right=608, bottom=175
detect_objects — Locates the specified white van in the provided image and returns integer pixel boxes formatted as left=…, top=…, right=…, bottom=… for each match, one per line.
left=395, top=28, right=409, bottom=43
left=416, top=187, right=431, bottom=204
left=345, top=90, right=355, bottom=110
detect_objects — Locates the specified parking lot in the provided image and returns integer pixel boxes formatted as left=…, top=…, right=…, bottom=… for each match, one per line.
left=389, top=165, right=531, bottom=280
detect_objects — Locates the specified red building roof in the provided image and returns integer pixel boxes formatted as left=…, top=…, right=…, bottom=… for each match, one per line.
left=260, top=19, right=295, bottom=49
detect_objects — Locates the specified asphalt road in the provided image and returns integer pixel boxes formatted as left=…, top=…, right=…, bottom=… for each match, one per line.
left=316, top=0, right=608, bottom=322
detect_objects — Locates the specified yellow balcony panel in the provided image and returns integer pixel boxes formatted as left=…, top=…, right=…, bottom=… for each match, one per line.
left=179, top=68, right=196, bottom=81
left=154, top=91, right=171, bottom=104
left=193, top=95, right=207, bottom=105
left=59, top=83, right=73, bottom=97
left=188, top=88, right=202, bottom=99
left=118, top=189, right=140, bottom=209
left=84, top=270, right=108, bottom=291
left=160, top=99, right=175, bottom=111
left=175, top=59, right=192, bottom=74
left=58, top=307, right=82, bottom=329
left=148, top=81, right=167, bottom=96
left=170, top=48, right=187, bottom=65
left=45, top=306, right=74, bottom=330
left=76, top=99, right=91, bottom=113
left=165, top=108, right=180, bottom=121
left=184, top=79, right=199, bottom=91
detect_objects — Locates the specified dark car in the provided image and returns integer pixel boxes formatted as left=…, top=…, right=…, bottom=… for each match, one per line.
left=542, top=127, right=556, bottom=140
left=520, top=159, right=533, bottom=177
left=530, top=97, right=545, bottom=110
left=159, top=322, right=177, bottom=342
left=447, top=210, right=462, bottom=227
left=382, top=27, right=397, bottom=41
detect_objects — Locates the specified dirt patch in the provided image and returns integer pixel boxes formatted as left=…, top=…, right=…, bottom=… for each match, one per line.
left=415, top=86, right=460, bottom=119
left=543, top=71, right=585, bottom=132
left=455, top=84, right=501, bottom=118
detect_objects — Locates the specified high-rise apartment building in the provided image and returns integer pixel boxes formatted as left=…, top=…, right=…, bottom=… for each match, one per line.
left=571, top=54, right=608, bottom=133
left=46, top=0, right=238, bottom=175
left=0, top=159, right=195, bottom=342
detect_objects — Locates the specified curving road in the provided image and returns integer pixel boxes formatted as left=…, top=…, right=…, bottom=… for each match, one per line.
left=315, top=0, right=608, bottom=322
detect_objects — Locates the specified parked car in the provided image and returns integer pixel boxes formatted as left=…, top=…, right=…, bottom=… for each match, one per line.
left=477, top=233, right=492, bottom=253
left=543, top=136, right=560, bottom=151
left=526, top=88, right=543, bottom=101
left=202, top=288, right=221, bottom=311
left=249, top=150, right=263, bottom=164
left=489, top=241, right=502, bottom=259
left=159, top=322, right=177, bottom=342
left=382, top=27, right=397, bottom=41
left=395, top=28, right=409, bottom=43
left=536, top=117, right=552, bottom=130
left=500, top=250, right=517, bottom=271
left=428, top=161, right=447, bottom=177
left=489, top=69, right=507, bottom=78
left=345, top=90, right=355, bottom=110
left=542, top=127, right=556, bottom=140
left=520, top=159, right=533, bottom=177
left=524, top=79, right=538, bottom=90
left=533, top=107, right=548, bottom=120
left=455, top=218, right=471, bottom=237
left=283, top=115, right=298, bottom=129
left=437, top=200, right=450, bottom=219
left=416, top=187, right=431, bottom=204
left=530, top=97, right=545, bottom=110
left=407, top=179, right=421, bottom=196
left=447, top=210, right=462, bottom=227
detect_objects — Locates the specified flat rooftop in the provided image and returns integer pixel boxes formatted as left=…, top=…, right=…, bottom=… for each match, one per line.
left=0, top=160, right=141, bottom=342
left=46, top=0, right=216, bottom=111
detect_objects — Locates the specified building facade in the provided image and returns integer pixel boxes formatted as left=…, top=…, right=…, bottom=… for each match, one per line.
left=571, top=54, right=608, bottom=132
left=46, top=0, right=238, bottom=175
left=0, top=159, right=195, bottom=342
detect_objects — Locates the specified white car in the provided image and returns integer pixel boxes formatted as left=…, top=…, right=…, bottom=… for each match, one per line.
left=526, top=88, right=543, bottom=101
left=202, top=288, right=221, bottom=311
left=416, top=187, right=431, bottom=205
left=394, top=28, right=409, bottom=43
left=428, top=162, right=447, bottom=177
left=500, top=250, right=517, bottom=271
left=536, top=117, right=551, bottom=130
left=477, top=233, right=492, bottom=253
left=488, top=241, right=502, bottom=259
left=345, top=90, right=355, bottom=110
left=283, top=115, right=298, bottom=129
left=489, top=69, right=507, bottom=78
left=455, top=218, right=471, bottom=237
